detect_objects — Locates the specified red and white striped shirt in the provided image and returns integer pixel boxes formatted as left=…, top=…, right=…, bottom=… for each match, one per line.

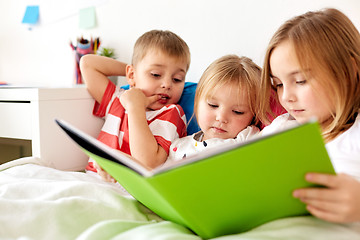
left=86, top=81, right=187, bottom=172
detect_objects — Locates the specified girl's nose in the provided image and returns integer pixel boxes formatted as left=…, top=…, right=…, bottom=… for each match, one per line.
left=281, top=85, right=296, bottom=102
left=216, top=109, right=228, bottom=123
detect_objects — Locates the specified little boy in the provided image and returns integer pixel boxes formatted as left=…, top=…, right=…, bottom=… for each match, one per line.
left=80, top=30, right=191, bottom=181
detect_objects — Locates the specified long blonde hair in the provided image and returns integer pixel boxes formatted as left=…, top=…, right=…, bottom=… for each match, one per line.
left=194, top=55, right=262, bottom=127
left=259, top=8, right=360, bottom=141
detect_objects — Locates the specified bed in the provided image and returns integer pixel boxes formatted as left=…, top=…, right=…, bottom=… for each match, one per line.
left=1, top=83, right=360, bottom=240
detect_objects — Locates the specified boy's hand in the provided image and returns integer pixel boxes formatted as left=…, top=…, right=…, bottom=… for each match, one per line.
left=293, top=173, right=360, bottom=223
left=120, top=88, right=160, bottom=111
left=93, top=161, right=116, bottom=183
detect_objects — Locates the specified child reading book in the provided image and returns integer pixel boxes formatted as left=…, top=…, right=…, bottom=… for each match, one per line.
left=259, top=8, right=360, bottom=224
left=56, top=50, right=335, bottom=238
left=167, top=55, right=261, bottom=162
left=80, top=30, right=191, bottom=181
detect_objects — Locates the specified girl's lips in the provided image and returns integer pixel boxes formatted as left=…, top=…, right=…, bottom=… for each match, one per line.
left=211, top=127, right=226, bottom=133
left=290, top=109, right=305, bottom=115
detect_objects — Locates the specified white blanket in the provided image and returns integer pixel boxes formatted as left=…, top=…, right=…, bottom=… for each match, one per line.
left=1, top=159, right=360, bottom=240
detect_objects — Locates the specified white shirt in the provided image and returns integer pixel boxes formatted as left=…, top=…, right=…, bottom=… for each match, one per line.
left=261, top=113, right=299, bottom=136
left=166, top=125, right=260, bottom=163
left=326, top=115, right=360, bottom=180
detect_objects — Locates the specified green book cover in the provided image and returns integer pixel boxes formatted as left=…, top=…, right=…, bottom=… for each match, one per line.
left=56, top=119, right=335, bottom=239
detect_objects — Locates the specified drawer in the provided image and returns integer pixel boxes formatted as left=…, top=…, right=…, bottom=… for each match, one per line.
left=0, top=102, right=32, bottom=139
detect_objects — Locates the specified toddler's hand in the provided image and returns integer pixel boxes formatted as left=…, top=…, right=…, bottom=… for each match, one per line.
left=293, top=173, right=360, bottom=223
left=120, top=88, right=160, bottom=111
left=93, top=161, right=116, bottom=183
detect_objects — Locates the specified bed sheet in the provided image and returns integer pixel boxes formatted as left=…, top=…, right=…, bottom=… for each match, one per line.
left=1, top=158, right=360, bottom=240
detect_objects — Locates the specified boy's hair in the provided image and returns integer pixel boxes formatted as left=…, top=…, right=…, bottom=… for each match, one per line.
left=259, top=8, right=360, bottom=141
left=194, top=55, right=262, bottom=127
left=132, top=30, right=191, bottom=71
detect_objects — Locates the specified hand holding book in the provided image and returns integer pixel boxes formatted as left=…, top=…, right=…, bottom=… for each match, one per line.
left=56, top=119, right=334, bottom=238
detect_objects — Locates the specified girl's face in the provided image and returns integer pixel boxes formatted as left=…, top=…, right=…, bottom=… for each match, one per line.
left=197, top=83, right=254, bottom=141
left=269, top=41, right=335, bottom=125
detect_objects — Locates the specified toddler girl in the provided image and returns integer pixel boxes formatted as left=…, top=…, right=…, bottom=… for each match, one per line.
left=167, top=55, right=261, bottom=162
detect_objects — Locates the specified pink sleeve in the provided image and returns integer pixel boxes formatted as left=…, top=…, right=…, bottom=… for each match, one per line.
left=269, top=90, right=286, bottom=120
left=260, top=89, right=287, bottom=129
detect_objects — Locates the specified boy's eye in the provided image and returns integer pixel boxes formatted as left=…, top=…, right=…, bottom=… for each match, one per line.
left=173, top=78, right=183, bottom=83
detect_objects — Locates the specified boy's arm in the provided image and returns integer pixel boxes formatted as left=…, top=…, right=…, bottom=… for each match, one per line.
left=120, top=88, right=169, bottom=169
left=80, top=55, right=127, bottom=103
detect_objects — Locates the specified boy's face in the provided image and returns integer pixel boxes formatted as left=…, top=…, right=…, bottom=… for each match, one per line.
left=197, top=83, right=254, bottom=141
left=126, top=50, right=187, bottom=110
left=269, top=41, right=335, bottom=126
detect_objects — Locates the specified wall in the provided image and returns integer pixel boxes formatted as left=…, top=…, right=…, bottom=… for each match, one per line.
left=1, top=0, right=360, bottom=87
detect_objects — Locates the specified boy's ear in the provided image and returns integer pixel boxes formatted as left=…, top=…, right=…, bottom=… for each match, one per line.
left=126, top=64, right=136, bottom=87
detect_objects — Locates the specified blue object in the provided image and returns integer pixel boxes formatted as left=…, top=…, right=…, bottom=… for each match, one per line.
left=178, top=82, right=200, bottom=135
left=22, top=6, right=39, bottom=24
left=121, top=82, right=200, bottom=135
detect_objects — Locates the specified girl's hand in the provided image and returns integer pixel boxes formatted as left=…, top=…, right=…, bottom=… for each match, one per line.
left=120, top=88, right=160, bottom=111
left=293, top=173, right=360, bottom=223
left=93, top=161, right=116, bottom=183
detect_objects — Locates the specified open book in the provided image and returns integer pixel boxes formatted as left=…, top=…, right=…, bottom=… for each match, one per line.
left=56, top=119, right=334, bottom=239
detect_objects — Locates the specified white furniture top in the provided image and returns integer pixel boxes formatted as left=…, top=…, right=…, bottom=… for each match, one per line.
left=0, top=86, right=92, bottom=101
left=0, top=86, right=104, bottom=171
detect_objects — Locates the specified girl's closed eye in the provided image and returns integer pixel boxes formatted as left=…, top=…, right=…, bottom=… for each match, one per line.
left=151, top=72, right=161, bottom=78
left=271, top=77, right=283, bottom=89
left=296, top=80, right=306, bottom=85
left=233, top=110, right=245, bottom=115
left=275, top=83, right=283, bottom=88
left=272, top=81, right=283, bottom=89
left=207, top=102, right=218, bottom=108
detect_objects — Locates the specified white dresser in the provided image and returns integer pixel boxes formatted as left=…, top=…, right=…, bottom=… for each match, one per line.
left=0, top=87, right=103, bottom=171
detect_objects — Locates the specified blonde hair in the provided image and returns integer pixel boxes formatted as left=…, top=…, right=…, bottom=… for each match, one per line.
left=194, top=55, right=262, bottom=127
left=259, top=8, right=360, bottom=141
left=132, top=30, right=191, bottom=71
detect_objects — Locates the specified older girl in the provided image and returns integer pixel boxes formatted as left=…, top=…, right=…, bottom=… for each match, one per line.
left=259, top=8, right=360, bottom=223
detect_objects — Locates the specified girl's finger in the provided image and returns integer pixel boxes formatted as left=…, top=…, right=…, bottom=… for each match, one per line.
left=306, top=204, right=344, bottom=223
left=304, top=173, right=339, bottom=188
left=299, top=197, right=343, bottom=214
left=293, top=187, right=345, bottom=205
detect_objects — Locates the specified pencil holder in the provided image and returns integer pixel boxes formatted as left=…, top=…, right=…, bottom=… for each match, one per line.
left=70, top=37, right=100, bottom=84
